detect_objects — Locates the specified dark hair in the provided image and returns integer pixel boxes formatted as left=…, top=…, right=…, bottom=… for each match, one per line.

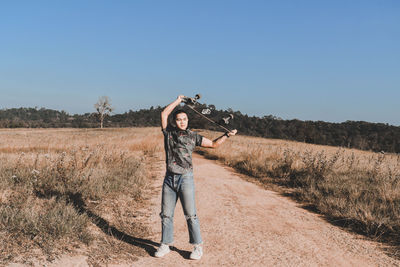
left=173, top=109, right=188, bottom=120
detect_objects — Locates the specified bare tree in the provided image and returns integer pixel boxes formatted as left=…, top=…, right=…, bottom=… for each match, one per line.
left=94, top=96, right=114, bottom=128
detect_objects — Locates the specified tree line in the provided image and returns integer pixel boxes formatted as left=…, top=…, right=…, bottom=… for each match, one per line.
left=1, top=105, right=399, bottom=153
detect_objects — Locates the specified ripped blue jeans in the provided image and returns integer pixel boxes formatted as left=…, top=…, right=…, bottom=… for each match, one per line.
left=160, top=171, right=202, bottom=245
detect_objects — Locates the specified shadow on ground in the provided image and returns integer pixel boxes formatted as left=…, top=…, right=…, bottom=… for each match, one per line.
left=35, top=190, right=191, bottom=259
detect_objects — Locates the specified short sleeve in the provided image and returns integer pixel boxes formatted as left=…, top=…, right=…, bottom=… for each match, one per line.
left=162, top=124, right=174, bottom=137
left=194, top=132, right=203, bottom=146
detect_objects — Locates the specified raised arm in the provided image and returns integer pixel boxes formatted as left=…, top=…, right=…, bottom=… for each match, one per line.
left=161, top=95, right=185, bottom=129
left=201, top=129, right=237, bottom=148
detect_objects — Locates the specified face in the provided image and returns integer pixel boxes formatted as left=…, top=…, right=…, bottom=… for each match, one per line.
left=175, top=112, right=188, bottom=130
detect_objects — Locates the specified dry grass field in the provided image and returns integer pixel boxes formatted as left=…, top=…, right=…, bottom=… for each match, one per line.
left=198, top=130, right=400, bottom=252
left=0, top=127, right=163, bottom=266
left=2, top=127, right=400, bottom=265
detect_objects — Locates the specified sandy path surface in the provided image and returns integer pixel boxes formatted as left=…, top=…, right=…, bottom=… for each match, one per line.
left=134, top=154, right=399, bottom=267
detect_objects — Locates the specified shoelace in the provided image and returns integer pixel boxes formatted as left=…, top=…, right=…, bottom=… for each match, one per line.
left=193, top=246, right=202, bottom=254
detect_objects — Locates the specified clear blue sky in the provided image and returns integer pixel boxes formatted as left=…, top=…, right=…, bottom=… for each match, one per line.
left=1, top=1, right=399, bottom=125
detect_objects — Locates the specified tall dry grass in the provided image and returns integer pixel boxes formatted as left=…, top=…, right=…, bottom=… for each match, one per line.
left=0, top=127, right=163, bottom=265
left=198, top=130, right=400, bottom=247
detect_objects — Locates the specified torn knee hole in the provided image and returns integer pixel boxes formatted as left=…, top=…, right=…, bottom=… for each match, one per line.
left=159, top=212, right=172, bottom=219
left=185, top=214, right=197, bottom=220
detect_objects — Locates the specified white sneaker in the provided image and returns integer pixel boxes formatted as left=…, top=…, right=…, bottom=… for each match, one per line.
left=155, top=243, right=170, bottom=258
left=190, top=244, right=203, bottom=260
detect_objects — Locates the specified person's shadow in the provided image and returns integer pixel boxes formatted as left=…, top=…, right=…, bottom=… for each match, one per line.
left=36, top=190, right=191, bottom=259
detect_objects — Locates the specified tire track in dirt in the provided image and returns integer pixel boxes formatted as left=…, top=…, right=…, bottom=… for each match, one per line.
left=134, top=154, right=399, bottom=267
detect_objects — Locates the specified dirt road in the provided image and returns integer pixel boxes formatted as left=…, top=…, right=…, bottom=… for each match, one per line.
left=134, top=154, right=399, bottom=267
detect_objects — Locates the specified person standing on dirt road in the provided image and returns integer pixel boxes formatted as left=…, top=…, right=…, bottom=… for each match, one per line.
left=155, top=95, right=237, bottom=260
